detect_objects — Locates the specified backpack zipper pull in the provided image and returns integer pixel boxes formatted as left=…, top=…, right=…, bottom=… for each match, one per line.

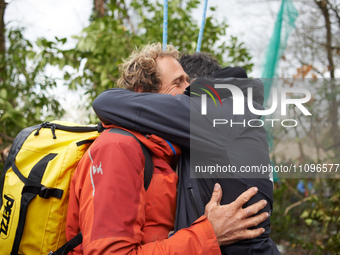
left=51, top=123, right=57, bottom=139
left=34, top=122, right=57, bottom=139
left=34, top=122, right=49, bottom=136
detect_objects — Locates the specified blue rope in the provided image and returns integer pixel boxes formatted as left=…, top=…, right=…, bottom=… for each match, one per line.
left=196, top=0, right=208, bottom=52
left=163, top=0, right=168, bottom=51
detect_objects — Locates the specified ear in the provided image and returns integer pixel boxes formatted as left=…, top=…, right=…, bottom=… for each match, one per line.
left=135, top=85, right=143, bottom=93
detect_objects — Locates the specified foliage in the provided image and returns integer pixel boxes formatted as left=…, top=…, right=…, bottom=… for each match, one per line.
left=0, top=28, right=63, bottom=169
left=271, top=178, right=340, bottom=254
left=300, top=179, right=340, bottom=254
left=282, top=0, right=340, bottom=160
left=267, top=1, right=340, bottom=252
left=36, top=0, right=253, bottom=105
left=0, top=0, right=255, bottom=170
left=268, top=77, right=340, bottom=254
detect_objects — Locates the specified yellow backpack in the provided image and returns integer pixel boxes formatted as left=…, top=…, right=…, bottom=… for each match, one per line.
left=0, top=120, right=154, bottom=255
left=0, top=121, right=102, bottom=255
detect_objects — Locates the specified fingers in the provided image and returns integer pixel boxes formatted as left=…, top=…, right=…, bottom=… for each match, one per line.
left=208, top=183, right=223, bottom=206
left=244, top=211, right=270, bottom=229
left=233, top=211, right=269, bottom=242
left=242, top=227, right=266, bottom=240
left=243, top=199, right=267, bottom=218
left=232, top=187, right=258, bottom=208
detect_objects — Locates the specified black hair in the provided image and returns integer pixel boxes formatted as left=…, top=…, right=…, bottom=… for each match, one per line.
left=179, top=52, right=222, bottom=80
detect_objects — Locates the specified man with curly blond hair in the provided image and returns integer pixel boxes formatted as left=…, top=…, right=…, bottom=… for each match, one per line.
left=117, top=43, right=180, bottom=92
left=66, top=43, right=269, bottom=255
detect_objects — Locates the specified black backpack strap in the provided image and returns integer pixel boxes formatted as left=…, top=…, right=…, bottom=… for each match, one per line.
left=48, top=232, right=82, bottom=255
left=0, top=124, right=41, bottom=209
left=11, top=153, right=59, bottom=255
left=50, top=128, right=154, bottom=255
left=108, top=128, right=154, bottom=190
left=174, top=155, right=205, bottom=233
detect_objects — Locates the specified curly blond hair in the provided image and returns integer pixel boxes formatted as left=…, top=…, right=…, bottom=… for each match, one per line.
left=117, top=43, right=179, bottom=92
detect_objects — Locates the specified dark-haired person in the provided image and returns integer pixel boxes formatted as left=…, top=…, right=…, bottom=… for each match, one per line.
left=66, top=43, right=270, bottom=255
left=179, top=52, right=222, bottom=81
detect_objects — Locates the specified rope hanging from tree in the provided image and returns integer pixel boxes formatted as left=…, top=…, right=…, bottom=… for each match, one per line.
left=163, top=0, right=209, bottom=52
left=163, top=0, right=168, bottom=51
left=196, top=0, right=208, bottom=52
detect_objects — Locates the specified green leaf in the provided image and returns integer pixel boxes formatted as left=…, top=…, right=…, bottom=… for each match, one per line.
left=0, top=89, right=7, bottom=99
left=101, top=78, right=111, bottom=87
left=305, top=219, right=313, bottom=226
left=100, top=69, right=108, bottom=83
left=64, top=72, right=71, bottom=80
left=300, top=210, right=309, bottom=218
left=69, top=80, right=77, bottom=90
left=99, top=21, right=106, bottom=31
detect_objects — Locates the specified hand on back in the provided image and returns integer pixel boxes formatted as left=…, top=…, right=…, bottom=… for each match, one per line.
left=205, top=183, right=269, bottom=246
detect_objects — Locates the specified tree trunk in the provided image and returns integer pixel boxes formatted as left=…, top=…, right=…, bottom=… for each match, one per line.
left=316, top=0, right=335, bottom=78
left=0, top=0, right=6, bottom=85
left=0, top=0, right=6, bottom=54
left=93, top=0, right=106, bottom=19
left=315, top=0, right=340, bottom=159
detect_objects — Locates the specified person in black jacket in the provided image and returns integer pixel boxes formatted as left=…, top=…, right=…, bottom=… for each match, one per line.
left=179, top=52, right=279, bottom=254
left=93, top=44, right=280, bottom=254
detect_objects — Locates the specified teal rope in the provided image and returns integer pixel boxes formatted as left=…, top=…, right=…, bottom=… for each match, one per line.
left=196, top=0, right=208, bottom=52
left=163, top=0, right=168, bottom=51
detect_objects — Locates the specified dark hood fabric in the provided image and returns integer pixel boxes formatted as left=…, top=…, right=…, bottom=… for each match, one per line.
left=211, top=66, right=248, bottom=79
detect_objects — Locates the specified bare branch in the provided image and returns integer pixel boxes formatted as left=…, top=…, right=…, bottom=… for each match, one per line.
left=0, top=131, right=14, bottom=142
left=117, top=0, right=136, bottom=34
left=283, top=196, right=311, bottom=216
left=326, top=0, right=340, bottom=29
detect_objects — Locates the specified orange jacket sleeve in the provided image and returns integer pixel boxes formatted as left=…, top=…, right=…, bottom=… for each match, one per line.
left=82, top=216, right=220, bottom=255
left=66, top=130, right=221, bottom=255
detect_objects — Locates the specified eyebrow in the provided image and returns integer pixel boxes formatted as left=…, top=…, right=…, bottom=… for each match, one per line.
left=172, top=74, right=189, bottom=83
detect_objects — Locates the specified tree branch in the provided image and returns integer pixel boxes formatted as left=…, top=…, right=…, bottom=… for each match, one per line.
left=283, top=196, right=311, bottom=216
left=117, top=0, right=136, bottom=34
left=326, top=0, right=340, bottom=30
left=0, top=131, right=15, bottom=142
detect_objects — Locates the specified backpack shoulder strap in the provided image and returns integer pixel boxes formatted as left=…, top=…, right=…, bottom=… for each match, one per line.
left=0, top=124, right=41, bottom=209
left=108, top=128, right=154, bottom=190
left=51, top=128, right=154, bottom=255
left=48, top=232, right=82, bottom=255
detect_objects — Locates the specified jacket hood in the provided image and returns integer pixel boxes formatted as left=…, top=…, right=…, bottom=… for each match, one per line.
left=101, top=124, right=181, bottom=165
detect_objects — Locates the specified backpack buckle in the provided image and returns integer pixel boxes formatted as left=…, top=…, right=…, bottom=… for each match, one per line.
left=38, top=186, right=64, bottom=199
left=39, top=187, right=54, bottom=199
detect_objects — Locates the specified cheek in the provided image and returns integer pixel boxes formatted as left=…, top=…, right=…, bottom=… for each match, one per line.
left=170, top=87, right=184, bottom=96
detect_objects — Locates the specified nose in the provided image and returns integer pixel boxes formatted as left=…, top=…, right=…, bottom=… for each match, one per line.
left=184, top=80, right=190, bottom=89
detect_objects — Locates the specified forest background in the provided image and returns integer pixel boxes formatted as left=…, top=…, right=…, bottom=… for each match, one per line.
left=0, top=0, right=339, bottom=254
